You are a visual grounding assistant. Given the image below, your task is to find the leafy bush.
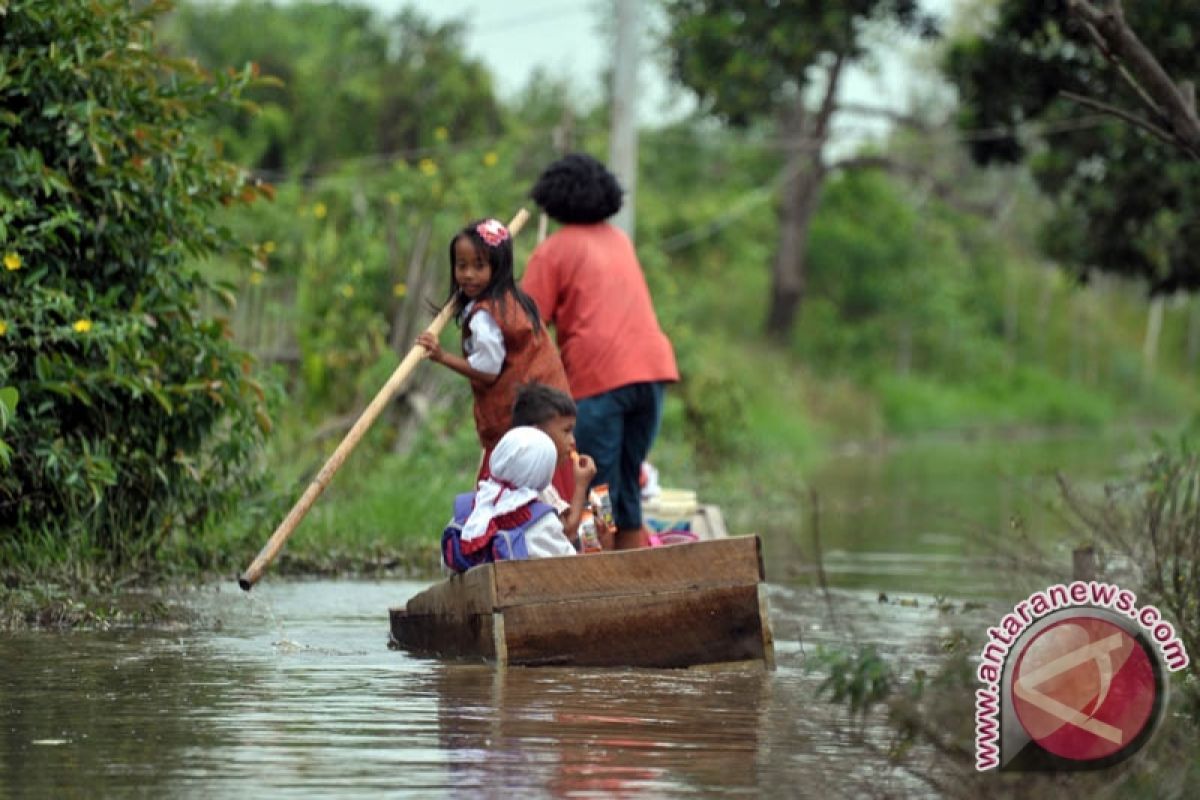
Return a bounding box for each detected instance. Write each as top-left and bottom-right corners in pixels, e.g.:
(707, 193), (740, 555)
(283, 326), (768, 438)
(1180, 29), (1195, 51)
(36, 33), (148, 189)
(0, 0), (270, 571)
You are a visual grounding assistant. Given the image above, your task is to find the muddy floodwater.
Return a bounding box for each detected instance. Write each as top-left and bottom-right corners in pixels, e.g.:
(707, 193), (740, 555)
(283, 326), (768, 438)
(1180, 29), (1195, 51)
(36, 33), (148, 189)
(0, 429), (1177, 797)
(2, 580), (956, 797)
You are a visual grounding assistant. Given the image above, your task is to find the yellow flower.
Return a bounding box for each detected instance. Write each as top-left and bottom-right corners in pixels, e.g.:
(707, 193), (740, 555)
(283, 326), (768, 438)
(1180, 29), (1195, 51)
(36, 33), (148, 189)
(392, 282), (407, 298)
(262, 240), (276, 254)
(482, 151), (499, 168)
(0, 321), (8, 336)
(73, 319), (93, 333)
(312, 202), (328, 219)
(418, 158), (438, 177)
(339, 284), (354, 299)
(248, 272), (264, 286)
(386, 191), (401, 207)
(4, 253), (21, 271)
(434, 126), (448, 142)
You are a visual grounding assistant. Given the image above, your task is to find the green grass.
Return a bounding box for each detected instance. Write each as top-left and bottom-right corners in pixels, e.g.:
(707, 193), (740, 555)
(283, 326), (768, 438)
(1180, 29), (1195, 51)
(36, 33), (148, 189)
(874, 367), (1116, 434)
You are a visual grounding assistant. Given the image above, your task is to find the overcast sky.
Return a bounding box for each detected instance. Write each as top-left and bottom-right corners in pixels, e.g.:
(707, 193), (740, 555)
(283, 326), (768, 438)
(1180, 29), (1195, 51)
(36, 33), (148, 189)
(360, 0), (960, 138)
(365, 0), (676, 118)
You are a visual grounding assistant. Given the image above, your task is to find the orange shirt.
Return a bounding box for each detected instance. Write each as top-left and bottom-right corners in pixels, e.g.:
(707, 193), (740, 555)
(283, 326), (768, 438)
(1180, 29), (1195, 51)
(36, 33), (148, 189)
(522, 224), (678, 400)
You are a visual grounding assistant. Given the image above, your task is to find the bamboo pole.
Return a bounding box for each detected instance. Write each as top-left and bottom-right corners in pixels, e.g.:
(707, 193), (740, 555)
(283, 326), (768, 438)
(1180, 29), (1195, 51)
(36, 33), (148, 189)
(238, 208), (531, 591)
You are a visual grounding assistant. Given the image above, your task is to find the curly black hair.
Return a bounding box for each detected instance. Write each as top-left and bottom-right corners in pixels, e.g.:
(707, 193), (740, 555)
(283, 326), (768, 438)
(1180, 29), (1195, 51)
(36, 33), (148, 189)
(530, 153), (623, 224)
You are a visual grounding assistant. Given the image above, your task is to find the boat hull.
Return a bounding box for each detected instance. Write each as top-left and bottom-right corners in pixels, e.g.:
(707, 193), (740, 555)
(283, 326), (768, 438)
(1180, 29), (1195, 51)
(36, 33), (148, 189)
(389, 535), (774, 669)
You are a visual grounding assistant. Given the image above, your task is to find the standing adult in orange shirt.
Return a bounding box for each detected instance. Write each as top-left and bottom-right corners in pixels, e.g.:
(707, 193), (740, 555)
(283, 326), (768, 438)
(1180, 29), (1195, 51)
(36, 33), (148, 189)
(521, 154), (679, 550)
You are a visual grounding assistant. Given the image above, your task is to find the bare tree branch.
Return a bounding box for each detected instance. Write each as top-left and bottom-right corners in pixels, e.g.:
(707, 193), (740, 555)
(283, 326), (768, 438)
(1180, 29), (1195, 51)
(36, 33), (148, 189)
(813, 51), (847, 141)
(835, 102), (935, 133)
(830, 154), (894, 172)
(1059, 90), (1179, 146)
(829, 154), (999, 217)
(1074, 15), (1166, 119)
(1066, 0), (1200, 158)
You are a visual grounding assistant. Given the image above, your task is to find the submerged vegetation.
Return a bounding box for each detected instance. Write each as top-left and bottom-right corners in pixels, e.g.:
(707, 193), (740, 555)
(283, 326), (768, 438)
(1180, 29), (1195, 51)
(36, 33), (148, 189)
(802, 432), (1200, 794)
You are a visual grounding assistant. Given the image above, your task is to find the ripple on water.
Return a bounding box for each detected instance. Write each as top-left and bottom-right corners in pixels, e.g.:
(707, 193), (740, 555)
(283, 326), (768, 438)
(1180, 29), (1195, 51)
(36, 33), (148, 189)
(0, 579), (970, 797)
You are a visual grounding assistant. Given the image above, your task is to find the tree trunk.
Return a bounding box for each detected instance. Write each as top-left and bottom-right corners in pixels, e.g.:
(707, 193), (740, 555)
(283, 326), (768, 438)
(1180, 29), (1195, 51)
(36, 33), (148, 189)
(388, 215), (433, 354)
(1186, 294), (1200, 369)
(1142, 295), (1165, 380)
(766, 125), (825, 341)
(894, 320), (913, 375)
(1003, 262), (1020, 372)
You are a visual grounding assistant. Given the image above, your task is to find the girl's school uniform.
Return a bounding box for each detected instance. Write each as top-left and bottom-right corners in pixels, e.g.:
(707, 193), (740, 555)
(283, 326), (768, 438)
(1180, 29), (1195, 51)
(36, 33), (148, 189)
(463, 298), (570, 451)
(463, 297), (574, 495)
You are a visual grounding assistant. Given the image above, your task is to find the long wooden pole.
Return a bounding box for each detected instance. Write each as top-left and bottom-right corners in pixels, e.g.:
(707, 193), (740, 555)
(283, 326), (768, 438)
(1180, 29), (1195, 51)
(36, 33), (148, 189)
(238, 208), (531, 590)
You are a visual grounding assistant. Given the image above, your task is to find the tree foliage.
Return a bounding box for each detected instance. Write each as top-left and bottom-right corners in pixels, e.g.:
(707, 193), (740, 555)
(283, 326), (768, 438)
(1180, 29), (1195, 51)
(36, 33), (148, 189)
(944, 1), (1200, 293)
(664, 0), (937, 126)
(160, 1), (503, 175)
(0, 0), (270, 568)
(661, 0), (939, 338)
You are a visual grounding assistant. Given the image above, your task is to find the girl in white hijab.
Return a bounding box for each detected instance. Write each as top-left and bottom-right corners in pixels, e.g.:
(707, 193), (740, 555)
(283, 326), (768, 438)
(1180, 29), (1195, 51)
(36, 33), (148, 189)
(460, 426), (576, 560)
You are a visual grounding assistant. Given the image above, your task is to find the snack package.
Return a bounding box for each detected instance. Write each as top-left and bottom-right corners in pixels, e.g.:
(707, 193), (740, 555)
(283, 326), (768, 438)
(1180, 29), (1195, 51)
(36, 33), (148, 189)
(589, 484), (614, 530)
(578, 509), (602, 554)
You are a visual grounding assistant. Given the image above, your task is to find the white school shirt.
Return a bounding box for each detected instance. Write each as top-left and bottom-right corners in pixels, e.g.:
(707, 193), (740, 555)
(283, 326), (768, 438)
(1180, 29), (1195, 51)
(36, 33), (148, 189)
(538, 484), (571, 516)
(523, 513), (577, 558)
(463, 301), (505, 376)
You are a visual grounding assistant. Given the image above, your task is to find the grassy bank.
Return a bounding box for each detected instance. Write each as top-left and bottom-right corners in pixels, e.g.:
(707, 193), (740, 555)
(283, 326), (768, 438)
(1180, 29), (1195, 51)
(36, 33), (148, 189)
(191, 328), (1193, 586)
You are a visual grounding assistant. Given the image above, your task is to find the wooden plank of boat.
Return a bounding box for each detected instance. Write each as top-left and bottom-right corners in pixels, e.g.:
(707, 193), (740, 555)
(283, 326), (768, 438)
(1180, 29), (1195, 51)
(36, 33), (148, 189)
(389, 535), (774, 669)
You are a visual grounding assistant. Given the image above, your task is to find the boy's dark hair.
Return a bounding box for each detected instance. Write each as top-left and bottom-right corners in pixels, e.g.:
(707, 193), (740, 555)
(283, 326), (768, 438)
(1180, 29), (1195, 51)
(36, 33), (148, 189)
(446, 218), (542, 332)
(512, 382), (577, 427)
(530, 153), (623, 224)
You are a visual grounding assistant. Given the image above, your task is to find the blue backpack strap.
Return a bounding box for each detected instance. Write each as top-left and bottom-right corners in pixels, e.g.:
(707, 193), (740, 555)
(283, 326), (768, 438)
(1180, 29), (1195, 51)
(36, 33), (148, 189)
(526, 501), (556, 524)
(442, 491), (487, 573)
(491, 502), (557, 562)
(452, 492), (476, 523)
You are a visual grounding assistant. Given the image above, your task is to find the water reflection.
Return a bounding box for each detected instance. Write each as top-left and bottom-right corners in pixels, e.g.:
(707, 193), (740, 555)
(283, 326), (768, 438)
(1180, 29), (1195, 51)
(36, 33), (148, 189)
(2, 430), (1175, 796)
(0, 580), (953, 797)
(426, 663), (769, 797)
(760, 429), (1152, 597)
(0, 628), (247, 797)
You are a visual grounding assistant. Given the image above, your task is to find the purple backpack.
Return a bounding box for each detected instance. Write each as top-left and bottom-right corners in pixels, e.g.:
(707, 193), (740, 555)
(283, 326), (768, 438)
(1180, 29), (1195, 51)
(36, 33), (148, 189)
(441, 492), (556, 573)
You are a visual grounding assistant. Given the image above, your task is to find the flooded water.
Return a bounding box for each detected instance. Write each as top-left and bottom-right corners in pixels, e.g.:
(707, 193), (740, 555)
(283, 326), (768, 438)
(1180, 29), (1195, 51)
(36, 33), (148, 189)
(0, 429), (1179, 797)
(0, 580), (956, 797)
(758, 427), (1154, 598)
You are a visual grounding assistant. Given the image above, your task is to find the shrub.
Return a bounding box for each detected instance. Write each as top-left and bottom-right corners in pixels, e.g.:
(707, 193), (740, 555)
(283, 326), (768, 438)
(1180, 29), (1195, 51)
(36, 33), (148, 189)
(1059, 431), (1200, 690)
(0, 0), (270, 571)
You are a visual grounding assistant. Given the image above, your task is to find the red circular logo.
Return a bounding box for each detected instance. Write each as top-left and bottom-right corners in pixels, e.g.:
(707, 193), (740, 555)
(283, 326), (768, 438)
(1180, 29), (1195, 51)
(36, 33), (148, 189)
(1012, 617), (1157, 761)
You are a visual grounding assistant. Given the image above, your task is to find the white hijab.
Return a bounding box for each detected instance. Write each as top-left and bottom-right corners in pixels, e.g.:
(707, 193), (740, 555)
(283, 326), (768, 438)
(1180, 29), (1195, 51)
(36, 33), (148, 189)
(461, 426), (558, 544)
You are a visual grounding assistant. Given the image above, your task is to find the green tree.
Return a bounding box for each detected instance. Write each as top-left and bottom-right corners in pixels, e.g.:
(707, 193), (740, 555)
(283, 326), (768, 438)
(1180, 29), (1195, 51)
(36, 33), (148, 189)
(160, 1), (503, 175)
(944, 0), (1200, 293)
(661, 0), (939, 339)
(0, 0), (269, 570)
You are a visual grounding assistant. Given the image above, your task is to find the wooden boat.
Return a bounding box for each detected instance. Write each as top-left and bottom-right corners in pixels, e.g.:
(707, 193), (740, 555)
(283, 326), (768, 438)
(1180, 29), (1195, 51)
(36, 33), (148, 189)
(388, 497), (775, 669)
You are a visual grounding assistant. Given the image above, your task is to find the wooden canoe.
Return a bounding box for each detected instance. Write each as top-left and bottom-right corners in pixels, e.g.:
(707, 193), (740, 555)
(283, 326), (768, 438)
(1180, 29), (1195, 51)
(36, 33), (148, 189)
(388, 515), (775, 669)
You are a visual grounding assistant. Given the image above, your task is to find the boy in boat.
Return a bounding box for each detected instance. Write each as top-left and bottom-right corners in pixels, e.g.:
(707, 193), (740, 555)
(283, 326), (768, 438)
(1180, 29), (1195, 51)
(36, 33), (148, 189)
(442, 426), (576, 573)
(511, 382), (612, 549)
